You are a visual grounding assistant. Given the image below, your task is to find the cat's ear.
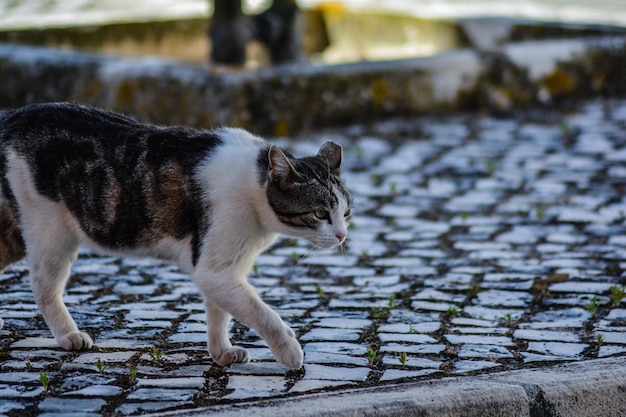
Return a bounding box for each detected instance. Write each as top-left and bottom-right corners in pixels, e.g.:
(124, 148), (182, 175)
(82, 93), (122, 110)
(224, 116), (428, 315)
(318, 141), (343, 174)
(269, 145), (298, 183)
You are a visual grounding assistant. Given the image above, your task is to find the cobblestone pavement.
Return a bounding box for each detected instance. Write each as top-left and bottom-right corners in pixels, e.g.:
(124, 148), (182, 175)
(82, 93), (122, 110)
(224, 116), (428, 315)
(2, 98), (626, 416)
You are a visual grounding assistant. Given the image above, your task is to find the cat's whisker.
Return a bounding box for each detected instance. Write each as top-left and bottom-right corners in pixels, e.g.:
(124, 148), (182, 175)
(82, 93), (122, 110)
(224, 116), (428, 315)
(339, 241), (347, 256)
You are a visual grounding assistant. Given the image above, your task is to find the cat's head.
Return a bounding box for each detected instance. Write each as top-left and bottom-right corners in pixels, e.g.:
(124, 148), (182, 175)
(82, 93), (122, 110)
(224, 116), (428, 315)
(265, 142), (352, 249)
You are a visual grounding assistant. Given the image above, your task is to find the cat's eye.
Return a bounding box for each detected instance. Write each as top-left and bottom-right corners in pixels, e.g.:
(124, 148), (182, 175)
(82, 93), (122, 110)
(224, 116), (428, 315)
(313, 209), (328, 220)
(344, 209), (352, 218)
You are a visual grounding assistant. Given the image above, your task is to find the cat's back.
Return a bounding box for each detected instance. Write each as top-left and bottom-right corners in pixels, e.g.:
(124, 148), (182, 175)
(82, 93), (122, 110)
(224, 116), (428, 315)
(0, 103), (229, 169)
(0, 102), (140, 142)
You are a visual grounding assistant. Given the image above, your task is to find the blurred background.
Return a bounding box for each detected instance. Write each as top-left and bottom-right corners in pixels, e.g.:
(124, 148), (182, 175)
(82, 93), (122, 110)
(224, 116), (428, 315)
(0, 0), (624, 66)
(1, 0), (624, 134)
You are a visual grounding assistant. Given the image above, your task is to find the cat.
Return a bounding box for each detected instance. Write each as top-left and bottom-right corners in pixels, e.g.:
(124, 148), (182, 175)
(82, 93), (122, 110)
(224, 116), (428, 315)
(0, 102), (352, 369)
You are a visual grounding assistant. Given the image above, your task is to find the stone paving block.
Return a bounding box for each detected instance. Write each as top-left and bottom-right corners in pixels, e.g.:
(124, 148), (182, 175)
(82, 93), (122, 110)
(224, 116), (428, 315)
(513, 329), (580, 342)
(304, 351), (369, 366)
(61, 384), (123, 397)
(379, 368), (442, 381)
(454, 360), (502, 373)
(126, 388), (198, 401)
(223, 375), (286, 400)
(38, 398), (107, 413)
(289, 379), (353, 393)
(0, 401), (27, 414)
(116, 401), (194, 415)
(302, 364), (370, 382)
(0, 384), (45, 398)
(72, 351), (136, 364)
(458, 344), (514, 359)
(380, 343), (446, 355)
(446, 335), (514, 346)
(525, 342), (587, 358)
(379, 333), (438, 344)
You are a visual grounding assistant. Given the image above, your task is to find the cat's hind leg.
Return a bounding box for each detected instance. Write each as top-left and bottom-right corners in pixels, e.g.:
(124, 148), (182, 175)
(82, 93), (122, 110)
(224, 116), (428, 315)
(0, 202), (26, 331)
(0, 203), (26, 273)
(18, 199), (92, 350)
(204, 298), (249, 366)
(28, 241), (92, 350)
(4, 153), (91, 349)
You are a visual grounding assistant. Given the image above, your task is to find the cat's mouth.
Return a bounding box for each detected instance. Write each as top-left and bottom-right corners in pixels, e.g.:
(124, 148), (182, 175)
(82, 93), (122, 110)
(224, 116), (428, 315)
(308, 235), (347, 250)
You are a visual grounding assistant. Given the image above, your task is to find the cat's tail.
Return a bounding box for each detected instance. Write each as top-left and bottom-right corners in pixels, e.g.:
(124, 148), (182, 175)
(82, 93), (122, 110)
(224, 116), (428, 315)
(0, 202), (26, 272)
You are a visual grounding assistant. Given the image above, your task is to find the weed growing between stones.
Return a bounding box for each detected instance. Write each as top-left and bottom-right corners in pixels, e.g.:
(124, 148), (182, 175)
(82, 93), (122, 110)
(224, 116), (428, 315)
(596, 334), (604, 347)
(498, 313), (518, 328)
(609, 286), (625, 305)
(150, 347), (165, 366)
(398, 352), (408, 368)
(586, 296), (601, 316)
(446, 305), (459, 318)
(96, 358), (105, 374)
(366, 347), (378, 366)
(39, 371), (49, 394)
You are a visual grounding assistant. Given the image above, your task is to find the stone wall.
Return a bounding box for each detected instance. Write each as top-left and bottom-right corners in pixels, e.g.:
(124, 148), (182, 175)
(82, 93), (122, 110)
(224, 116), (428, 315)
(1, 36), (625, 134)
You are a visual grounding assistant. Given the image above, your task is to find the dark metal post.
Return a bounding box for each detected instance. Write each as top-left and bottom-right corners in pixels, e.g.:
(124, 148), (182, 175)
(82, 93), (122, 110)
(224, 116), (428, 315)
(209, 0), (301, 65)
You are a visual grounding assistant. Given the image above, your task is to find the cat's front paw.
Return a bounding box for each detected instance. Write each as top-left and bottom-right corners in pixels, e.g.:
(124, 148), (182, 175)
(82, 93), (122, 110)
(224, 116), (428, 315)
(272, 329), (304, 370)
(212, 347), (250, 367)
(57, 331), (93, 350)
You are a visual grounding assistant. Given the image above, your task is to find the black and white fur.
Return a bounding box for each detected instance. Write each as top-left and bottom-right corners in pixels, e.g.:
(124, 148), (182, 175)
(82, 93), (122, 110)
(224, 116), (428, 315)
(0, 102), (352, 369)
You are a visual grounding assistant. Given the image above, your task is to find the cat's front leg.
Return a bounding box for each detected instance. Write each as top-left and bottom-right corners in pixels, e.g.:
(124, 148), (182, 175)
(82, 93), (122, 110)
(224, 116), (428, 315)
(204, 299), (249, 366)
(194, 273), (303, 369)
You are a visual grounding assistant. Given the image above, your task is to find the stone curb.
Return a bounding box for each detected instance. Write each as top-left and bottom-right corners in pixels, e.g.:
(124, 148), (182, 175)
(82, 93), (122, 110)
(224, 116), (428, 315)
(152, 357), (626, 417)
(1, 35), (626, 135)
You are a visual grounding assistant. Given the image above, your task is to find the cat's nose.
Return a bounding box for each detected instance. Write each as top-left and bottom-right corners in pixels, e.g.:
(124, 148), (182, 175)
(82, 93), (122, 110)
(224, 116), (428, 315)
(336, 232), (346, 243)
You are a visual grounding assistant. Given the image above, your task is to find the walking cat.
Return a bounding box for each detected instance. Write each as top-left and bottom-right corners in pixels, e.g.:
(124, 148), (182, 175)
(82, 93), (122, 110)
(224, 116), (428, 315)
(0, 102), (352, 369)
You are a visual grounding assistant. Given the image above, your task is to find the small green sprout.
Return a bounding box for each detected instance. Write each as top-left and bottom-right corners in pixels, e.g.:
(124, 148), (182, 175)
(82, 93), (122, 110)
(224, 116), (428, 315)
(370, 174), (383, 187)
(150, 347), (165, 366)
(373, 307), (390, 320)
(408, 323), (419, 334)
(536, 208), (545, 221)
(315, 284), (325, 297)
(373, 295), (397, 319)
(366, 347), (378, 365)
(398, 352), (408, 367)
(596, 334), (604, 346)
(129, 368), (138, 384)
(484, 158), (496, 173)
(609, 286), (626, 306)
(96, 358), (105, 374)
(25, 360), (33, 371)
(460, 212), (469, 223)
(389, 181), (398, 195)
(446, 305), (459, 317)
(586, 296), (600, 316)
(252, 263), (259, 275)
(498, 312), (518, 328)
(466, 284), (479, 297)
(40, 371), (49, 394)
